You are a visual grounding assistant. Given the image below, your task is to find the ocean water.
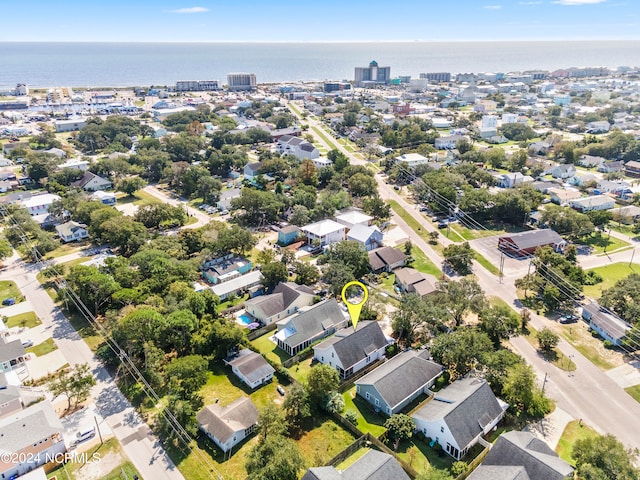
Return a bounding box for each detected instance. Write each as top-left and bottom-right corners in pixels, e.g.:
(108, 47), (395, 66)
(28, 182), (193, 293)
(1, 41), (639, 89)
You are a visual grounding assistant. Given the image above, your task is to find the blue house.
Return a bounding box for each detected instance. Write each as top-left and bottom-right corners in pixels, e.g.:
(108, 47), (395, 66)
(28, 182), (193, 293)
(202, 255), (253, 284)
(91, 190), (117, 206)
(278, 226), (300, 246)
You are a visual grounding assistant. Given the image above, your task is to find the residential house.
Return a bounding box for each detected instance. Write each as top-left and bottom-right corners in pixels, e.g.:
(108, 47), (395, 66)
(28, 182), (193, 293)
(58, 159), (89, 171)
(301, 449), (410, 480)
(550, 164), (576, 179)
(270, 127), (301, 141)
(394, 153), (430, 168)
(0, 374), (24, 418)
(243, 282), (315, 325)
(72, 171), (112, 191)
(55, 221), (89, 243)
(210, 271), (263, 301)
(581, 303), (631, 346)
(224, 349), (275, 389)
(312, 157), (332, 169)
(597, 180), (633, 199)
(532, 181), (560, 194)
(54, 118), (87, 132)
(20, 193), (61, 216)
(568, 173), (597, 187)
(276, 134), (319, 160)
(217, 188), (242, 211)
(569, 195), (615, 213)
(355, 349), (443, 416)
(277, 225), (300, 246)
(0, 338), (27, 373)
(300, 220), (346, 247)
(0, 402), (66, 480)
(335, 210), (374, 230)
(498, 229), (565, 257)
(612, 205), (640, 224)
(548, 188), (582, 205)
(624, 160), (640, 177)
(394, 268), (439, 297)
(368, 246), (407, 273)
(347, 224), (383, 251)
(313, 321), (390, 379)
(497, 173), (534, 189)
(274, 299), (349, 356)
(202, 255), (252, 284)
(585, 120), (611, 133)
(469, 431), (574, 480)
(243, 162), (262, 181)
(435, 135), (466, 150)
(598, 161), (624, 173)
(196, 397), (259, 453)
(578, 155), (606, 168)
(412, 378), (508, 460)
(91, 190), (116, 205)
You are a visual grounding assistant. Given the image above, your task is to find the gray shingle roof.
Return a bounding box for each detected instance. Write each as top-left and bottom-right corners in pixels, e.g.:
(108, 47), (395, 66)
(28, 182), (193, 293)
(412, 378), (505, 449)
(355, 349), (443, 410)
(301, 449), (410, 480)
(279, 299), (346, 349)
(226, 349), (275, 385)
(0, 338), (26, 363)
(314, 321), (388, 369)
(369, 246), (406, 268)
(481, 431), (574, 480)
(0, 401), (63, 452)
(467, 465), (531, 480)
(196, 397), (258, 444)
(499, 229), (563, 251)
(245, 282), (313, 318)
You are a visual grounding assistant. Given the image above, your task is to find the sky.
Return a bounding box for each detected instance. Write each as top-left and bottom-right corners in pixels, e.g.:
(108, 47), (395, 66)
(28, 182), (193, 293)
(2, 0), (638, 42)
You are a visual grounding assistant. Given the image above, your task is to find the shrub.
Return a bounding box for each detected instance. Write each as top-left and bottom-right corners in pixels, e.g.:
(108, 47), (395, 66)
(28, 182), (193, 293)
(344, 410), (358, 425)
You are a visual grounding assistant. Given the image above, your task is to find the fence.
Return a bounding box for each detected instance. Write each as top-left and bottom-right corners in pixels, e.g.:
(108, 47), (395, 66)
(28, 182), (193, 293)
(455, 444), (491, 480)
(246, 322), (276, 341)
(282, 348), (314, 368)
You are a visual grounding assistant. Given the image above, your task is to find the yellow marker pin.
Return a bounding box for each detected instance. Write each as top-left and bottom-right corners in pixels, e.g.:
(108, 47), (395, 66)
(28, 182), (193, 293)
(341, 281), (368, 331)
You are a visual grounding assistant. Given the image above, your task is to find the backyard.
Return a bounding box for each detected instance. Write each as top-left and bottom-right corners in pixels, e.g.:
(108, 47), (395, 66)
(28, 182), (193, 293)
(583, 262), (637, 299)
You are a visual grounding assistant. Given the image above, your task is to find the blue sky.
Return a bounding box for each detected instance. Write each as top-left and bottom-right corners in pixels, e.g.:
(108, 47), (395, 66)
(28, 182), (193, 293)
(3, 0), (638, 42)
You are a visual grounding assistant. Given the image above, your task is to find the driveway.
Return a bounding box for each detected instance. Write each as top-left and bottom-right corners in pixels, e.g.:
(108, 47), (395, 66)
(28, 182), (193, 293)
(469, 235), (529, 277)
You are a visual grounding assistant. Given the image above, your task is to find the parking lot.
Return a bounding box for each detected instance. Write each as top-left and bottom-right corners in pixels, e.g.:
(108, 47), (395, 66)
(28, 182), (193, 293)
(470, 235), (530, 277)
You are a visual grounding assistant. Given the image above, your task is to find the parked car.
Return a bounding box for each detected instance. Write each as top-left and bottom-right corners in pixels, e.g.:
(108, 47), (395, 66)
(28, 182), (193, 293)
(277, 386), (285, 396)
(2, 298), (15, 306)
(559, 314), (578, 324)
(437, 220), (449, 229)
(71, 427), (96, 446)
(21, 339), (34, 348)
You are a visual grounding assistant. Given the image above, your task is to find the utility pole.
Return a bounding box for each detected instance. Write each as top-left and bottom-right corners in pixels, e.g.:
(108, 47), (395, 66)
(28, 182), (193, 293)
(542, 372), (549, 393)
(499, 253), (505, 284)
(94, 415), (104, 445)
(630, 248), (636, 267)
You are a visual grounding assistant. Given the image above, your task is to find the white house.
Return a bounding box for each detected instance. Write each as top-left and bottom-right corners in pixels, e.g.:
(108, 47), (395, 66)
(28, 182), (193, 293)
(335, 210), (373, 230)
(224, 349), (275, 389)
(276, 135), (319, 160)
(54, 118), (87, 132)
(347, 224), (383, 251)
(20, 193), (61, 216)
(196, 397), (258, 453)
(501, 113), (518, 124)
(55, 221), (88, 243)
(72, 171), (112, 191)
(550, 164), (576, 179)
(300, 219), (346, 247)
(412, 378), (508, 460)
(58, 159), (89, 171)
(313, 321), (391, 379)
(91, 190), (116, 205)
(210, 271), (263, 301)
(582, 303), (631, 347)
(497, 173), (534, 189)
(435, 135), (466, 150)
(481, 115), (498, 129)
(394, 152), (429, 168)
(548, 188), (582, 205)
(569, 195), (615, 213)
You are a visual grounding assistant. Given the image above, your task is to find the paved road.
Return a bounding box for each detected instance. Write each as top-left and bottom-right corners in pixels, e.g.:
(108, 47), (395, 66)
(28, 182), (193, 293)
(0, 253), (185, 480)
(291, 101), (640, 451)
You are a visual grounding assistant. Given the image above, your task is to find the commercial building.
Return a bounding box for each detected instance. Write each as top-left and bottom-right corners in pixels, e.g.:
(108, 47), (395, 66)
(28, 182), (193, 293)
(420, 72), (451, 83)
(227, 73), (257, 91)
(175, 80), (219, 91)
(354, 61), (390, 87)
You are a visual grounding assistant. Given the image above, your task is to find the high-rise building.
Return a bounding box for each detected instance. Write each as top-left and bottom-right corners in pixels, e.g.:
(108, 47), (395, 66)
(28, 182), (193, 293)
(354, 60), (390, 87)
(227, 73), (257, 91)
(419, 72), (451, 83)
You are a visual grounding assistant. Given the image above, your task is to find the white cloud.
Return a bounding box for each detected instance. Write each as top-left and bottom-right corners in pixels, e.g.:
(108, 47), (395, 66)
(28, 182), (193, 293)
(483, 5), (503, 9)
(169, 6), (209, 13)
(553, 0), (607, 5)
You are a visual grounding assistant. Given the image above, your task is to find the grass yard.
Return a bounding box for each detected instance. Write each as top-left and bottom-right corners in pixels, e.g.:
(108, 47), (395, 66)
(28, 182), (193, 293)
(555, 420), (599, 465)
(4, 311), (41, 328)
(523, 327), (576, 372)
(297, 416), (358, 468)
(251, 333), (290, 365)
(43, 241), (90, 260)
(625, 384), (640, 404)
(311, 126), (339, 150)
(115, 189), (159, 207)
(342, 387), (387, 437)
(579, 233), (630, 255)
(396, 437), (454, 472)
(583, 262), (638, 299)
(474, 251), (501, 276)
(0, 280), (24, 304)
(410, 247), (441, 277)
(557, 322), (620, 371)
(26, 337), (58, 357)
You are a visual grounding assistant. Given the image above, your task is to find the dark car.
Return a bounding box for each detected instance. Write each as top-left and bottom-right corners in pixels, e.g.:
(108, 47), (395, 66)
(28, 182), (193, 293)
(437, 220), (449, 229)
(559, 314), (578, 324)
(2, 298), (15, 306)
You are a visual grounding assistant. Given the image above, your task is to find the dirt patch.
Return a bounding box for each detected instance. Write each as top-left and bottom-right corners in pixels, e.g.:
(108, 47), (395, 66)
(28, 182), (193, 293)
(552, 320), (625, 370)
(72, 450), (123, 480)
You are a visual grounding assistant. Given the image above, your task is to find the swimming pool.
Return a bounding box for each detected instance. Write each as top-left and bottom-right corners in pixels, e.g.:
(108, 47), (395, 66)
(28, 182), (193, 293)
(238, 314), (252, 325)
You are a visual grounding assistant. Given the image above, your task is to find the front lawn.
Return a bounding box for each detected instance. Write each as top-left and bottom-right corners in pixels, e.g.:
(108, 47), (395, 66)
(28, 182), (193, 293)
(0, 280), (24, 304)
(583, 262), (637, 299)
(555, 420), (599, 465)
(26, 338), (58, 357)
(4, 311), (41, 328)
(625, 384), (640, 404)
(409, 247), (441, 277)
(523, 327), (576, 372)
(342, 387), (387, 437)
(579, 233), (630, 255)
(557, 322), (619, 371)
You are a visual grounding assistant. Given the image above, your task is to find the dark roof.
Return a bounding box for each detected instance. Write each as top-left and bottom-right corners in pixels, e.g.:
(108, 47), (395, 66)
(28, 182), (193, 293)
(369, 247), (406, 269)
(412, 378), (505, 449)
(244, 282), (313, 318)
(301, 449), (410, 480)
(225, 349), (275, 385)
(196, 397), (258, 444)
(467, 465), (531, 480)
(355, 349), (443, 410)
(279, 134), (305, 146)
(481, 431), (574, 480)
(245, 162), (262, 172)
(300, 143), (316, 152)
(314, 321), (388, 369)
(72, 171), (110, 189)
(499, 229), (563, 251)
(279, 299), (346, 349)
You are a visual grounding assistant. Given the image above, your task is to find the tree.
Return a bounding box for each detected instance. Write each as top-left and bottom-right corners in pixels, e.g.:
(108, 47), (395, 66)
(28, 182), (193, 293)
(289, 205), (311, 226)
(502, 363), (552, 418)
(536, 328), (560, 352)
(66, 265), (120, 315)
(27, 157), (51, 184)
(283, 383), (311, 432)
(430, 329), (493, 379)
(500, 123), (536, 141)
(480, 349), (524, 394)
(164, 354), (208, 398)
(321, 241), (370, 279)
(257, 404), (287, 441)
(600, 273), (640, 324)
(384, 414), (415, 448)
(100, 216), (148, 256)
(436, 278), (486, 327)
(478, 304), (521, 347)
(261, 261), (288, 291)
(245, 434), (305, 480)
(0, 238), (13, 263)
(298, 159), (319, 186)
(294, 261), (320, 286)
(48, 363), (96, 411)
(117, 176), (147, 196)
(442, 242), (474, 275)
(392, 294), (447, 347)
(573, 434), (640, 480)
(306, 364), (340, 404)
(347, 173), (377, 197)
(320, 390), (345, 414)
(362, 196), (391, 222)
